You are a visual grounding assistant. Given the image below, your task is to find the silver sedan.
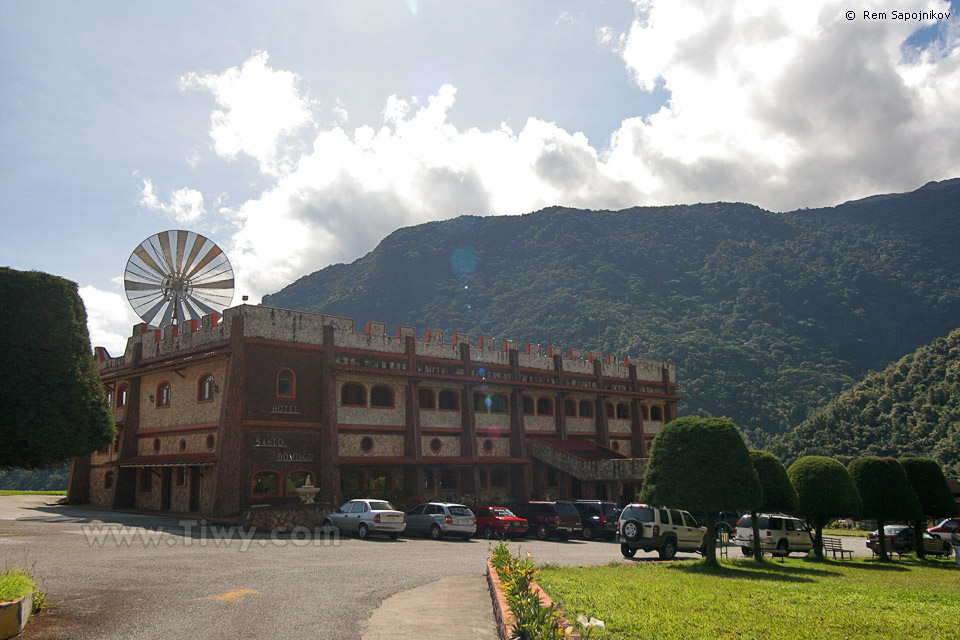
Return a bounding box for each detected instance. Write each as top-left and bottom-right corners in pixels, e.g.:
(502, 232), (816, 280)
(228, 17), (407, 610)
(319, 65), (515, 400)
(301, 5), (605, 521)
(323, 499), (406, 540)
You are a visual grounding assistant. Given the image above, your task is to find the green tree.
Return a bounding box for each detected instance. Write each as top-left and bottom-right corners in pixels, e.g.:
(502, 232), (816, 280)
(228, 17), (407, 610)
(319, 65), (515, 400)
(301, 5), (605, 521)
(787, 456), (862, 559)
(639, 416), (762, 566)
(746, 450), (799, 560)
(847, 456), (922, 561)
(899, 457), (959, 559)
(0, 268), (114, 469)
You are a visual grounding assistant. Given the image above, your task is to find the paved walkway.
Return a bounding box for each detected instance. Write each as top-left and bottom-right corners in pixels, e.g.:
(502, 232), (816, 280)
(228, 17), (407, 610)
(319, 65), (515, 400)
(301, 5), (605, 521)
(362, 574), (497, 640)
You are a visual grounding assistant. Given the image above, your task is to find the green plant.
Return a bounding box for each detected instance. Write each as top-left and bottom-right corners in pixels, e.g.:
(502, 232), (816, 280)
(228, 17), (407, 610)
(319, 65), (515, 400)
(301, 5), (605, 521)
(0, 568), (36, 602)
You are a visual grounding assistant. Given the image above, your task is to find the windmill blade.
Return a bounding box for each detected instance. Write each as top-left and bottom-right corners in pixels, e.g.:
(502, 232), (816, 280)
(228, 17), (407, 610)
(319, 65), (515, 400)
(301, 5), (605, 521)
(124, 231), (235, 329)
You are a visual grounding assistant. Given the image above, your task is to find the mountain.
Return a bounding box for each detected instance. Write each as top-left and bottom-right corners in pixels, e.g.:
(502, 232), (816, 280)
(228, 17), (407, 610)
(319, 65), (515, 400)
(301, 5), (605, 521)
(772, 328), (960, 478)
(262, 179), (960, 445)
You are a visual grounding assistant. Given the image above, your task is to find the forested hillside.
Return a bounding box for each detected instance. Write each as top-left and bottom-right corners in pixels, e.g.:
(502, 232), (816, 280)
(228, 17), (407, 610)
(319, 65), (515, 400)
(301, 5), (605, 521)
(773, 328), (960, 477)
(263, 179), (960, 446)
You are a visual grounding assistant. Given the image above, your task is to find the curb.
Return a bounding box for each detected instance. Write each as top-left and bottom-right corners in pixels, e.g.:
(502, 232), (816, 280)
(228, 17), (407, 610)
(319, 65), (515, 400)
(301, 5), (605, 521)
(485, 560), (581, 640)
(0, 593), (33, 640)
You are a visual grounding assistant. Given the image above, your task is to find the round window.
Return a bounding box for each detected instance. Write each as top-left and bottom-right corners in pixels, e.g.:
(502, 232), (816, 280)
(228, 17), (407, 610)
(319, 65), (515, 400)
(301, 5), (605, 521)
(179, 439), (187, 452)
(153, 438), (160, 452)
(611, 440), (620, 452)
(430, 438), (443, 453)
(483, 438), (494, 453)
(206, 435), (215, 450)
(360, 436), (374, 452)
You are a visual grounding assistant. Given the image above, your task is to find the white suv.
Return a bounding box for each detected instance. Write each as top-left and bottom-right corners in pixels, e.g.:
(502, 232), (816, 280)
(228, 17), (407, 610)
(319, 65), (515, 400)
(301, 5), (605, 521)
(734, 514), (813, 556)
(617, 504), (706, 560)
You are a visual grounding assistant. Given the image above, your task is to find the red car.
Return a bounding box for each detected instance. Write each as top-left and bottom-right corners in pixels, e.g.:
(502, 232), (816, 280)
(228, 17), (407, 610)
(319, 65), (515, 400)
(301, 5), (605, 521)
(927, 518), (960, 542)
(473, 506), (529, 539)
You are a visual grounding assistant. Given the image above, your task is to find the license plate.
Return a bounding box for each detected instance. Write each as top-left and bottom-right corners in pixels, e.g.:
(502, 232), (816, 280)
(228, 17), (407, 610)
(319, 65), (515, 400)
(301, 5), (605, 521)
(381, 515), (401, 523)
(455, 518), (472, 526)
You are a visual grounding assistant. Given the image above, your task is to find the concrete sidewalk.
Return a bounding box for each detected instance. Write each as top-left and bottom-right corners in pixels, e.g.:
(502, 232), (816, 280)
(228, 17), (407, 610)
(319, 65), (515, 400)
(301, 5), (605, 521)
(362, 574), (497, 639)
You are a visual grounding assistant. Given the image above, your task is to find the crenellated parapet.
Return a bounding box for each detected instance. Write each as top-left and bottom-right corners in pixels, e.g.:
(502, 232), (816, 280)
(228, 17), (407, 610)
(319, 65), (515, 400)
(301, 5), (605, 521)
(94, 304), (674, 384)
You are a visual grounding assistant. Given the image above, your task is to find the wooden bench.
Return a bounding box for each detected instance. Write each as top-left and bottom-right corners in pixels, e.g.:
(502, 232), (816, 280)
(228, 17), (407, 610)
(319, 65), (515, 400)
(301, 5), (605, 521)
(822, 535), (853, 560)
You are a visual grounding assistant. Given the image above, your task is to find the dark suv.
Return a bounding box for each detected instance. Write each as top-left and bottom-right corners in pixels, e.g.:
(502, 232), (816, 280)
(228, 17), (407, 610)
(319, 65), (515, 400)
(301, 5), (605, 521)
(511, 501), (583, 540)
(573, 500), (621, 540)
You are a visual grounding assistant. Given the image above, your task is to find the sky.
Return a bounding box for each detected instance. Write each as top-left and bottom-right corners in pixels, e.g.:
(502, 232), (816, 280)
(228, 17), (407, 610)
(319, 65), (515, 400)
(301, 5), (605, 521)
(1, 0), (958, 356)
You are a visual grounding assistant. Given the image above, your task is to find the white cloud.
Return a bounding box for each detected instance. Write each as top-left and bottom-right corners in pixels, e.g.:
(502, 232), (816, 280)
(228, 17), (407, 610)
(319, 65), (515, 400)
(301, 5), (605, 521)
(80, 281), (139, 356)
(180, 50), (314, 177)
(603, 0), (960, 209)
(188, 9), (959, 302)
(139, 178), (206, 224)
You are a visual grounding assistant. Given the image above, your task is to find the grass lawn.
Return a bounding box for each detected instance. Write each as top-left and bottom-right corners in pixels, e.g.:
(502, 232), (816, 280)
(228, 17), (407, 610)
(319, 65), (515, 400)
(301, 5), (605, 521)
(0, 490), (66, 496)
(0, 569), (36, 602)
(822, 527), (869, 538)
(536, 556), (959, 639)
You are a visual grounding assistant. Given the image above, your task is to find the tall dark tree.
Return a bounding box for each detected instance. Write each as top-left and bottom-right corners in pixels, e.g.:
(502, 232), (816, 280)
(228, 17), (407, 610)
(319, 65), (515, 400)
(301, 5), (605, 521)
(787, 456), (862, 558)
(847, 456), (922, 561)
(639, 416), (762, 565)
(746, 450), (799, 560)
(0, 268), (114, 469)
(899, 457), (959, 559)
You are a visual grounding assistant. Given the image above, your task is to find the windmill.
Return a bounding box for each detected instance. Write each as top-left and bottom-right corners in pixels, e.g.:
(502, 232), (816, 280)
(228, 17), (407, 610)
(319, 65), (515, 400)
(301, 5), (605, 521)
(123, 230), (235, 329)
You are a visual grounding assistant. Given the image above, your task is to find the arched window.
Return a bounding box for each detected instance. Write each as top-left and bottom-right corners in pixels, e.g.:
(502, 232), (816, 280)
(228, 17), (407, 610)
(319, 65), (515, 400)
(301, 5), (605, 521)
(286, 470), (315, 494)
(536, 397), (553, 416)
(156, 382), (171, 408)
(641, 405), (649, 420)
(564, 399), (577, 417)
(370, 385), (394, 408)
(650, 405), (663, 421)
(438, 390), (459, 411)
(105, 389), (114, 407)
(616, 403), (630, 419)
(198, 375), (215, 402)
(277, 369), (295, 398)
(578, 400), (593, 418)
(490, 394), (508, 414)
(418, 388), (435, 410)
(521, 396), (534, 415)
(605, 402), (614, 419)
(251, 471), (281, 497)
(116, 385), (128, 408)
(341, 383), (366, 406)
(104, 471), (114, 490)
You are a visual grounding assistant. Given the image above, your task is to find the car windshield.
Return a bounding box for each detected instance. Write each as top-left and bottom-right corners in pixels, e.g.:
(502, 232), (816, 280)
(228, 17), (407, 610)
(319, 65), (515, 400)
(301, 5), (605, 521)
(492, 508), (516, 517)
(369, 501), (394, 511)
(448, 506), (472, 516)
(557, 502), (579, 516)
(622, 506), (655, 522)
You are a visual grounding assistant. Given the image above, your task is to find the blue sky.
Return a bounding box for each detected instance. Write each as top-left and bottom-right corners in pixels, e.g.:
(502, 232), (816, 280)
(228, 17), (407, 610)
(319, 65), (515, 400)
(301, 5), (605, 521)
(1, 0), (958, 354)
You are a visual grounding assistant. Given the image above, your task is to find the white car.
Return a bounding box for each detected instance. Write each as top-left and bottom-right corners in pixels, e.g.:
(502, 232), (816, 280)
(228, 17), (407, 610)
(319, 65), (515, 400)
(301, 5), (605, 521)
(734, 514), (813, 556)
(323, 499), (406, 540)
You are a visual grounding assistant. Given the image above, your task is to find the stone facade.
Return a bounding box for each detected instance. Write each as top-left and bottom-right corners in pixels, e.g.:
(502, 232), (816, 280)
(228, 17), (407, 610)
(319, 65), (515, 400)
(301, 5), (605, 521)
(70, 305), (680, 521)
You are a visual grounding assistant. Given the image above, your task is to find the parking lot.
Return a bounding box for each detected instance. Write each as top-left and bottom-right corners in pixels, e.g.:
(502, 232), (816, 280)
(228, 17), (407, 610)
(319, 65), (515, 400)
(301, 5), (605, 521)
(0, 496), (872, 639)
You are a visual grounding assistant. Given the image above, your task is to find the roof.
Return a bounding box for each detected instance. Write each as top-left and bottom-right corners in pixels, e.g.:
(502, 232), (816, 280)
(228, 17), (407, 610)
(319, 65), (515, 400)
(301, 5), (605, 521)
(528, 435), (631, 461)
(117, 453), (217, 467)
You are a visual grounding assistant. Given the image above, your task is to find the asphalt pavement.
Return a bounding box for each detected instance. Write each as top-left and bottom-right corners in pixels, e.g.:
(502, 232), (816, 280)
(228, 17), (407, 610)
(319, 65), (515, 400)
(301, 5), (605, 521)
(0, 496), (876, 639)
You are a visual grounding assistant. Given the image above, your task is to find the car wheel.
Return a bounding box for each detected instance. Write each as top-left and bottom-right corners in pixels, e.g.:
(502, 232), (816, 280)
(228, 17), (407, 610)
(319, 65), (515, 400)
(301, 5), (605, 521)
(622, 519), (643, 542)
(902, 544), (913, 553)
(430, 524), (443, 540)
(536, 523), (550, 540)
(388, 532), (399, 540)
(483, 525), (497, 540)
(582, 526), (594, 541)
(621, 544), (637, 558)
(776, 540), (789, 556)
(358, 523), (370, 540)
(658, 537), (677, 561)
(741, 546), (754, 557)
